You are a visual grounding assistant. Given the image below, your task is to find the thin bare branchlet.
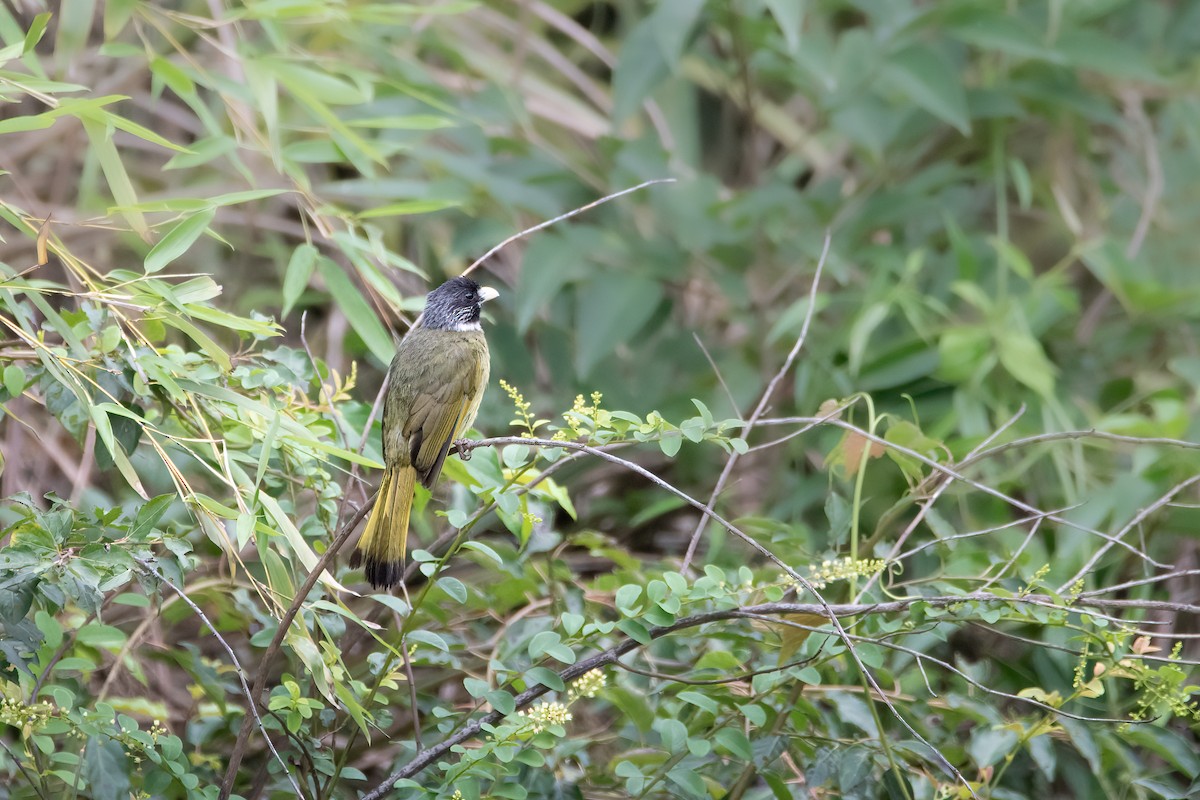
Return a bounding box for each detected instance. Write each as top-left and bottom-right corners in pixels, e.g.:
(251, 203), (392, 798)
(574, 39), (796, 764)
(681, 230), (832, 572)
(360, 588), (1183, 798)
(411, 178), (676, 329)
(134, 557), (305, 798)
(458, 434), (976, 795)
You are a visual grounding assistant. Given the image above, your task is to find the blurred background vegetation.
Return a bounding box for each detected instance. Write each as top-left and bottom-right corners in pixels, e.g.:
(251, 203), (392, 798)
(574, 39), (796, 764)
(0, 1), (1197, 798)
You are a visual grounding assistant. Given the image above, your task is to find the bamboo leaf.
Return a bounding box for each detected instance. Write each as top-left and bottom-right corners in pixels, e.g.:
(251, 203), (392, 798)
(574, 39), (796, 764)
(145, 209), (216, 273)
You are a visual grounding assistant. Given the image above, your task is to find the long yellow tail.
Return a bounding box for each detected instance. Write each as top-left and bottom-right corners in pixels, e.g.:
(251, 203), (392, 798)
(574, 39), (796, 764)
(351, 465), (416, 589)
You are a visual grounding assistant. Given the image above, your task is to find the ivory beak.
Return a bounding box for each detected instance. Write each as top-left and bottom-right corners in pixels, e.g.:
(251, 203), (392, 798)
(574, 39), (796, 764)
(479, 286), (499, 302)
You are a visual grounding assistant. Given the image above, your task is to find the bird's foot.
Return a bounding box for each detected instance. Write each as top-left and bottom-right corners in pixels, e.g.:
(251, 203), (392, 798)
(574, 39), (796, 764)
(453, 438), (474, 460)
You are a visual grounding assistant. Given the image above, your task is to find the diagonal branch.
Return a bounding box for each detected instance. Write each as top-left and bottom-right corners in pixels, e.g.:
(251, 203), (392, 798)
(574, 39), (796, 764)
(135, 557), (306, 798)
(217, 503), (370, 799)
(459, 433), (975, 794)
(359, 590), (1170, 798)
(681, 230), (830, 571)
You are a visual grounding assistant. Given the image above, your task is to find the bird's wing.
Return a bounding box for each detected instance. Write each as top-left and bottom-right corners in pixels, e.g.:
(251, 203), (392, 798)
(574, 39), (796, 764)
(402, 343), (484, 488)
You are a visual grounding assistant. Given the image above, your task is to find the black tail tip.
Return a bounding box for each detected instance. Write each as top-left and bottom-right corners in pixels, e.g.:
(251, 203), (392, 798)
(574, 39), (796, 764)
(358, 556), (404, 590)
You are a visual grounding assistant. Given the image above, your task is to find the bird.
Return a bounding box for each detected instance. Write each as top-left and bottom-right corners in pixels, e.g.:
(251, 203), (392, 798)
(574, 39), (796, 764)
(351, 276), (497, 589)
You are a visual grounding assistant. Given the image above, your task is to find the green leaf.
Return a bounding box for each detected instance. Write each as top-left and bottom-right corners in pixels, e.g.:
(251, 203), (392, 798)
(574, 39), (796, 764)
(528, 630), (561, 660)
(150, 56), (196, 98)
(406, 630), (448, 652)
(23, 13), (52, 54)
(1055, 30), (1162, 81)
(616, 618), (652, 644)
(356, 199), (461, 219)
(649, 0), (705, 67)
(765, 0), (804, 52)
(658, 718), (687, 751)
(144, 209), (216, 273)
(459, 540), (504, 566)
(129, 495), (173, 539)
(3, 364), (25, 397)
(677, 690), (719, 714)
(316, 256), (395, 365)
(80, 114), (147, 237)
(739, 702), (767, 727)
(55, 0), (97, 65)
(612, 18), (671, 124)
(370, 594), (410, 617)
(667, 764), (707, 798)
(486, 689), (515, 715)
(949, 13), (1057, 62)
(438, 576), (468, 603)
(714, 727), (753, 760)
(575, 275), (663, 377)
(560, 612), (584, 636)
(883, 45), (970, 134)
(524, 666), (564, 691)
(84, 736), (130, 800)
(615, 584), (642, 614)
(997, 330), (1056, 398)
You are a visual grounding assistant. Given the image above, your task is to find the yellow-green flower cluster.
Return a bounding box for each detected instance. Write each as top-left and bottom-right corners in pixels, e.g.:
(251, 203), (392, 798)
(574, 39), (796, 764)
(1065, 578), (1085, 605)
(0, 697), (54, 729)
(802, 557), (887, 590)
(568, 669), (606, 700)
(500, 379), (537, 434)
(1072, 642), (1091, 690)
(1019, 563), (1051, 596)
(554, 391), (604, 441)
(516, 700), (572, 733)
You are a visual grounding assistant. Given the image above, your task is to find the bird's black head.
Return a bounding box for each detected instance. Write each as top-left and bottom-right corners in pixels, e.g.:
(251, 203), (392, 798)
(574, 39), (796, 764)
(422, 276), (498, 331)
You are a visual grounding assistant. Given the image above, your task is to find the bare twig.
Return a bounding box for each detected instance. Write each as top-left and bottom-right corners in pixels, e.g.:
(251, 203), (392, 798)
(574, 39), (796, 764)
(218, 502), (370, 800)
(757, 417), (1171, 570)
(692, 332), (739, 416)
(1058, 474), (1200, 592)
(135, 557), (305, 798)
(960, 428), (1200, 470)
(858, 405), (1027, 598)
(400, 637), (422, 751)
(461, 433), (976, 795)
(0, 737), (50, 800)
(681, 230), (830, 571)
(359, 590), (1167, 797)
(462, 179), (675, 278)
(1079, 569), (1200, 597)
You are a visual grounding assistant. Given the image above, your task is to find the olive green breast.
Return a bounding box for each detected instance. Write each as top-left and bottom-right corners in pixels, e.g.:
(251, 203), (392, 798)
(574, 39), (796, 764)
(382, 327), (490, 468)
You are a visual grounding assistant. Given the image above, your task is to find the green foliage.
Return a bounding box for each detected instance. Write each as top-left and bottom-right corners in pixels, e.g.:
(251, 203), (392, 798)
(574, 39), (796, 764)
(1, 1), (1198, 799)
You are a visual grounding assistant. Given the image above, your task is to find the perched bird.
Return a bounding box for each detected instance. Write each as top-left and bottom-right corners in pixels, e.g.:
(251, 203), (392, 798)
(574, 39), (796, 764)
(351, 276), (497, 589)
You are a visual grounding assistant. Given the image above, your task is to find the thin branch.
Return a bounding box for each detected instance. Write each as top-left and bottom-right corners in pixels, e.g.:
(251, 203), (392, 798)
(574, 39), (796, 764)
(744, 613), (1135, 724)
(681, 230), (830, 571)
(1079, 569), (1200, 597)
(1058, 474), (1200, 592)
(0, 738), (50, 800)
(359, 590), (1168, 797)
(959, 428), (1200, 470)
(462, 178), (674, 278)
(460, 434), (975, 795)
(614, 652), (820, 686)
(891, 505), (1070, 564)
(692, 332), (740, 416)
(757, 417), (1170, 570)
(858, 405), (1026, 598)
(217, 502), (370, 800)
(400, 641), (422, 751)
(134, 557), (305, 798)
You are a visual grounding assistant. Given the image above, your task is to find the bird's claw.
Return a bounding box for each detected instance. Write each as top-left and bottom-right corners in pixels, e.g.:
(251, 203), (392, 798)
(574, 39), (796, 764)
(453, 438), (473, 460)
